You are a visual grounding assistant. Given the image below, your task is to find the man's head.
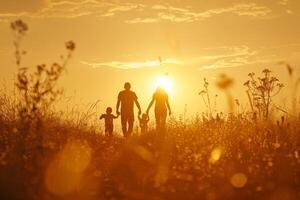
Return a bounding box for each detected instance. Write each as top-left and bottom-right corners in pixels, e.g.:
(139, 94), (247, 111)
(124, 82), (131, 90)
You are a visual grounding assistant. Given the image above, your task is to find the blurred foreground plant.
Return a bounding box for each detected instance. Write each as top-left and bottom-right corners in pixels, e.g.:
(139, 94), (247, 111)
(279, 62), (300, 115)
(11, 19), (75, 124)
(216, 73), (234, 113)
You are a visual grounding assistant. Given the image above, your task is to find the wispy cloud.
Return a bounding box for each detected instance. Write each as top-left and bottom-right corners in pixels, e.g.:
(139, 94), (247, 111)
(126, 3), (272, 24)
(0, 1), (274, 23)
(81, 58), (181, 69)
(194, 45), (300, 71)
(80, 44), (300, 71)
(191, 46), (256, 70)
(126, 17), (158, 24)
(278, 0), (289, 6)
(0, 0), (140, 21)
(0, 0), (49, 13)
(102, 3), (145, 17)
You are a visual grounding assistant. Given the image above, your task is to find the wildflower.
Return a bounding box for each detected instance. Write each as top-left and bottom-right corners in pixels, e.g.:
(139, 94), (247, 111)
(243, 80), (250, 87)
(248, 72), (255, 77)
(11, 19), (28, 34)
(204, 78), (209, 88)
(277, 83), (284, 88)
(262, 68), (271, 74)
(270, 77), (279, 82)
(65, 41), (76, 51)
(216, 74), (234, 90)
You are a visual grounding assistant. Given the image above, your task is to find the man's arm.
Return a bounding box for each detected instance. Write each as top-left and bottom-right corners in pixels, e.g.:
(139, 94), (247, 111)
(133, 92), (142, 115)
(134, 99), (142, 115)
(116, 93), (121, 115)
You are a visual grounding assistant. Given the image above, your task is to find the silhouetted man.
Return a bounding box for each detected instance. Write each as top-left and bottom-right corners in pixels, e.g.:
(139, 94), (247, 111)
(117, 82), (142, 137)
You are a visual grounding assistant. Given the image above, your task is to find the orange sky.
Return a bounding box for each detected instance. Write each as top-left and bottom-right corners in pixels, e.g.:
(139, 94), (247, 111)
(0, 0), (300, 119)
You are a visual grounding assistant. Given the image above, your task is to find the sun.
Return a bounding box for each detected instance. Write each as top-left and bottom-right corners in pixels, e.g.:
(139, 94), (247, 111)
(154, 75), (174, 94)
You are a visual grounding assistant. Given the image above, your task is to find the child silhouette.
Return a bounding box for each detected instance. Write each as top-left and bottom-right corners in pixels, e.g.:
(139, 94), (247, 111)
(100, 107), (119, 136)
(138, 113), (150, 134)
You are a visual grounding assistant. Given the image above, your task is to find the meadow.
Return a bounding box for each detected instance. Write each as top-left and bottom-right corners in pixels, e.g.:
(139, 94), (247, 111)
(0, 20), (300, 200)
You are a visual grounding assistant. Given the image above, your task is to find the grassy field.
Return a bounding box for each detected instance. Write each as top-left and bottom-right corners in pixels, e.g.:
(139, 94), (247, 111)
(0, 106), (300, 200)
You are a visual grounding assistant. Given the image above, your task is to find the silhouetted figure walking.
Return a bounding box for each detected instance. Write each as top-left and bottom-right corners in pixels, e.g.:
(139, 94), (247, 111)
(138, 113), (150, 134)
(100, 107), (119, 136)
(117, 82), (142, 137)
(147, 87), (171, 132)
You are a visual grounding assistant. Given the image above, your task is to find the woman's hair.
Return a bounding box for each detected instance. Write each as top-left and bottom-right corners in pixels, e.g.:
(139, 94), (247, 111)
(156, 86), (166, 93)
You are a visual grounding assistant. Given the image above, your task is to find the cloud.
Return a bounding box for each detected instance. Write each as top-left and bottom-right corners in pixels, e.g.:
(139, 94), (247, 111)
(125, 3), (272, 24)
(126, 17), (158, 24)
(0, 1), (273, 23)
(81, 44), (300, 71)
(195, 45), (300, 71)
(278, 0), (289, 6)
(191, 46), (256, 70)
(0, 0), (140, 21)
(79, 46), (255, 70)
(81, 58), (181, 69)
(0, 0), (49, 13)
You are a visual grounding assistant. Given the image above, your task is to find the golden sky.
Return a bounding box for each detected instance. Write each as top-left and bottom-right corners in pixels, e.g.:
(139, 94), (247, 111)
(0, 0), (300, 116)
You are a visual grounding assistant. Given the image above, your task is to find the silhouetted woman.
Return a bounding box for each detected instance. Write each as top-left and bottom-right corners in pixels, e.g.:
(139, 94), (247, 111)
(146, 87), (171, 132)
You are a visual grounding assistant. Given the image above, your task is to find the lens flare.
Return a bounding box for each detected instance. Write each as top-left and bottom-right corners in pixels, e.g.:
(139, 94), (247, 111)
(230, 173), (248, 188)
(209, 148), (222, 164)
(45, 140), (91, 196)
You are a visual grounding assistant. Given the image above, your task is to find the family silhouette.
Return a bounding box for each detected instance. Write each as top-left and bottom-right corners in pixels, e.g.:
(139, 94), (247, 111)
(100, 82), (172, 137)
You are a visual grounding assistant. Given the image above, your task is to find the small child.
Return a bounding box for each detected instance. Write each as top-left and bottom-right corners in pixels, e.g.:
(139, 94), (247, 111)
(138, 113), (149, 134)
(100, 107), (119, 136)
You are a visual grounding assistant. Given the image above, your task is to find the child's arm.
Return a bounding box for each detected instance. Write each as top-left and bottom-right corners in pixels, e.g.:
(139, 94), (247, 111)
(138, 115), (142, 121)
(99, 114), (104, 120)
(113, 114), (119, 119)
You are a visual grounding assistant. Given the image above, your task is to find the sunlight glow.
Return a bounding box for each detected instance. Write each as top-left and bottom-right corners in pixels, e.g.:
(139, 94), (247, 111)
(154, 75), (174, 94)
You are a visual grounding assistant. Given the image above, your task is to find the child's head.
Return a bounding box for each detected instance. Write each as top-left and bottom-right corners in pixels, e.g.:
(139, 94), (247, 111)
(106, 107), (113, 114)
(142, 113), (148, 120)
